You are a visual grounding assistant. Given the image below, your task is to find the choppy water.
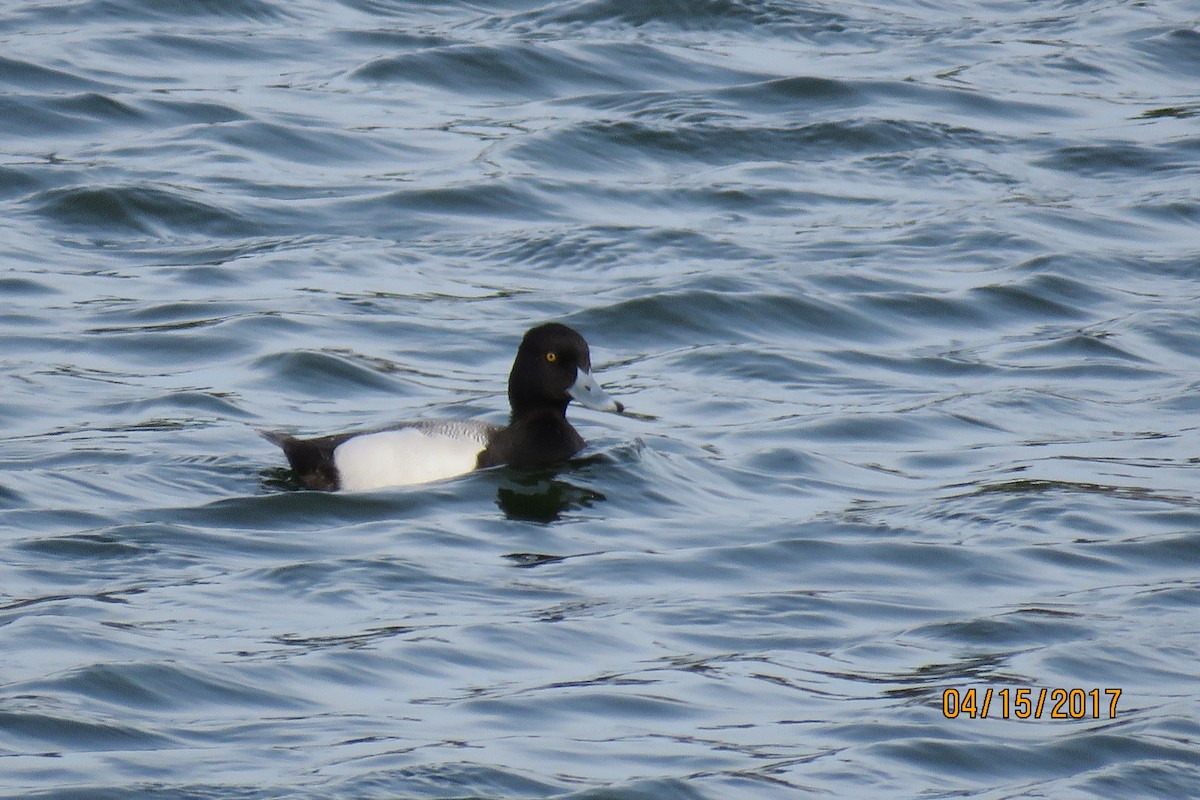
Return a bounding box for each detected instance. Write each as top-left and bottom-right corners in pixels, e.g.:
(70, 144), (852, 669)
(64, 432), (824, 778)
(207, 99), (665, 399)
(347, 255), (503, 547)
(2, 1), (1200, 797)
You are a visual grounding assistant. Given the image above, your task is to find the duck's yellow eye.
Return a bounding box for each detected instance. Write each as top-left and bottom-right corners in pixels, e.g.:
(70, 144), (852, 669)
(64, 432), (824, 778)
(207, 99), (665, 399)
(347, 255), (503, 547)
(546, 352), (557, 363)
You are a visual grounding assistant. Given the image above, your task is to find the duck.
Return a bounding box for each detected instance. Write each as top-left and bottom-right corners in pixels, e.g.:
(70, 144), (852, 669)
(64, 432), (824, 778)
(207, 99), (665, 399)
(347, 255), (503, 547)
(261, 322), (624, 491)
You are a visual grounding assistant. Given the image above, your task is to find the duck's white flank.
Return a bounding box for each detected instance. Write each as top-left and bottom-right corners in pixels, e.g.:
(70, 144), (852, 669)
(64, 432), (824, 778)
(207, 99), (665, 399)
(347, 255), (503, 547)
(332, 421), (496, 491)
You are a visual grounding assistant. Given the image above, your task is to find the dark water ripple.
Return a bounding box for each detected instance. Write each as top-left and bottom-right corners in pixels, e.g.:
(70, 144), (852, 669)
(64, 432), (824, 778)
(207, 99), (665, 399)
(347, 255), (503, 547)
(3, 0), (1200, 797)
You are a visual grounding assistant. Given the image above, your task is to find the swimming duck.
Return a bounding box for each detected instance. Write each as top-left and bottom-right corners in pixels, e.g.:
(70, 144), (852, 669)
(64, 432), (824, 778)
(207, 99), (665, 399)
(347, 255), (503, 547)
(262, 322), (624, 491)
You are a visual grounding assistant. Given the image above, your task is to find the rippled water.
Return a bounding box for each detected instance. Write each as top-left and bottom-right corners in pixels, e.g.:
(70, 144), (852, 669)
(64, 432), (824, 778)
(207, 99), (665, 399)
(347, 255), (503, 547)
(3, 1), (1200, 797)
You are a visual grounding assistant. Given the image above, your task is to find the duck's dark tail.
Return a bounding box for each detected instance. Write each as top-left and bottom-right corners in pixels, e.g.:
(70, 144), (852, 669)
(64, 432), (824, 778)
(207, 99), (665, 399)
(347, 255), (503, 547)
(258, 429), (292, 449)
(259, 429), (345, 491)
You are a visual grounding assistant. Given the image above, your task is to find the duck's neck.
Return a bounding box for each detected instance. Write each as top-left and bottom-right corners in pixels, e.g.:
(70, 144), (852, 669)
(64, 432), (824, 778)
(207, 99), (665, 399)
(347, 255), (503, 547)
(508, 396), (569, 423)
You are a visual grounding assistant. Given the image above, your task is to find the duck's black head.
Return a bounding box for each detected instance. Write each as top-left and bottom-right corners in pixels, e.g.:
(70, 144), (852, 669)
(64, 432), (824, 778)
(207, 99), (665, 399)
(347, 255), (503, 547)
(507, 323), (623, 419)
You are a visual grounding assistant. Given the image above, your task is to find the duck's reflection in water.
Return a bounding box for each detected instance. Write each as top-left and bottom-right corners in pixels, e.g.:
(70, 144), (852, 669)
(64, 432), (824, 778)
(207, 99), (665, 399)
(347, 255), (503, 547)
(494, 464), (607, 523)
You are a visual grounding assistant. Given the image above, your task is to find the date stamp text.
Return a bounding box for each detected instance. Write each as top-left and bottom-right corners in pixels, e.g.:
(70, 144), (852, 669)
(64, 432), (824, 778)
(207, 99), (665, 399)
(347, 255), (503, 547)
(942, 687), (1121, 720)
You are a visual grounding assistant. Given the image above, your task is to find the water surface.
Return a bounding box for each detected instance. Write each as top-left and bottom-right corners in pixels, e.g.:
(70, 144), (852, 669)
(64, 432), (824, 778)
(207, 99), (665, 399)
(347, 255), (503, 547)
(2, 1), (1199, 797)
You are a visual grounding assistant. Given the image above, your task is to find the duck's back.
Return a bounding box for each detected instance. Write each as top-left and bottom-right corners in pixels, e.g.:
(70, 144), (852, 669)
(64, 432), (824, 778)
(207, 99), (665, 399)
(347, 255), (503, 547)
(264, 420), (500, 491)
